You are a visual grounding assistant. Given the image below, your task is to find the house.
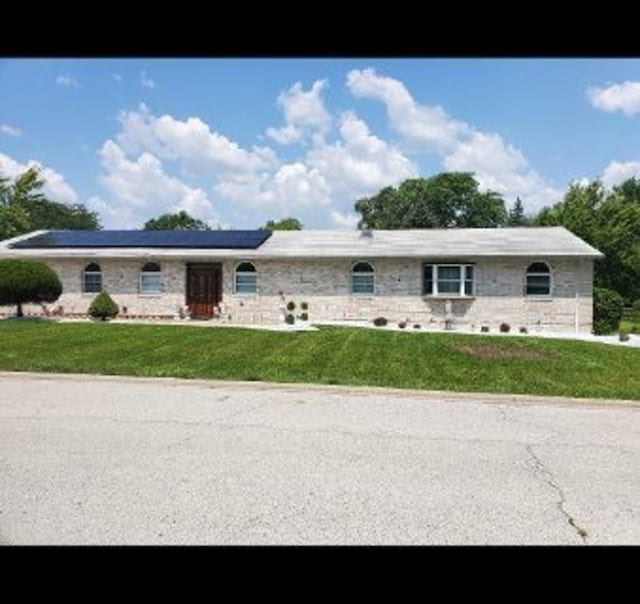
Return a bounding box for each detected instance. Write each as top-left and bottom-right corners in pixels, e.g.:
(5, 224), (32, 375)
(0, 227), (603, 333)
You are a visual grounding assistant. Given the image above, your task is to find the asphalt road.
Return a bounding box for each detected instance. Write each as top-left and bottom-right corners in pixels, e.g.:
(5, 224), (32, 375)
(0, 373), (638, 545)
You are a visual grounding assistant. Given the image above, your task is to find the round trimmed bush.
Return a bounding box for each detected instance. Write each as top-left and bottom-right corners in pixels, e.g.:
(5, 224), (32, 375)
(285, 313), (295, 325)
(372, 316), (388, 327)
(89, 291), (119, 321)
(0, 259), (62, 317)
(300, 301), (308, 311)
(286, 301), (296, 312)
(300, 312), (308, 321)
(593, 287), (624, 335)
(500, 322), (511, 333)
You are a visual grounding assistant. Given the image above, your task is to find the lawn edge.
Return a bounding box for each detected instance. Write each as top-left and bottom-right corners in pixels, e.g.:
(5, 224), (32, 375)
(1, 370), (638, 409)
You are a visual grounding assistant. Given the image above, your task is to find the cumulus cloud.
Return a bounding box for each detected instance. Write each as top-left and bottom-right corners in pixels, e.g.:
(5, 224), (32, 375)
(346, 68), (561, 210)
(588, 81), (640, 116)
(98, 140), (219, 228)
(56, 75), (79, 88)
(331, 209), (359, 230)
(601, 160), (640, 188)
(116, 103), (275, 175)
(266, 80), (331, 146)
(140, 70), (155, 89)
(0, 152), (79, 204)
(1, 124), (21, 137)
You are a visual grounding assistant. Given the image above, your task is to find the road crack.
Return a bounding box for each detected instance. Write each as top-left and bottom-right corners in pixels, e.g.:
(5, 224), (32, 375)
(525, 444), (588, 544)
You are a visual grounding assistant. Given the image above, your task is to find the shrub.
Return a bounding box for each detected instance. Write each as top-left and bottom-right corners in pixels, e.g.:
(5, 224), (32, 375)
(285, 313), (295, 325)
(372, 316), (388, 327)
(480, 325), (489, 333)
(300, 312), (308, 321)
(519, 326), (528, 334)
(300, 301), (308, 311)
(633, 299), (640, 313)
(88, 291), (119, 321)
(413, 324), (421, 329)
(0, 259), (62, 317)
(619, 327), (630, 342)
(593, 287), (624, 335)
(500, 323), (511, 333)
(286, 301), (296, 312)
(398, 321), (407, 329)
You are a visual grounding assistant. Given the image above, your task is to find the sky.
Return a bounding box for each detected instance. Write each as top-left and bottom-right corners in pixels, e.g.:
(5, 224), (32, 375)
(1, 58), (639, 230)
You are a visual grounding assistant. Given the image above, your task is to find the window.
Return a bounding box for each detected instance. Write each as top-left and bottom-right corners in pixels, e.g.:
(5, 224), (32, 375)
(235, 262), (257, 294)
(140, 262), (163, 294)
(351, 261), (374, 295)
(423, 263), (474, 297)
(82, 262), (102, 293)
(526, 262), (551, 296)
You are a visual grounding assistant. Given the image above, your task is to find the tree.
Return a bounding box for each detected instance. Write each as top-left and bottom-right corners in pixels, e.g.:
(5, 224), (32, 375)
(354, 173), (508, 229)
(533, 178), (640, 303)
(0, 166), (101, 240)
(0, 259), (62, 318)
(260, 217), (303, 230)
(507, 197), (529, 226)
(144, 211), (211, 231)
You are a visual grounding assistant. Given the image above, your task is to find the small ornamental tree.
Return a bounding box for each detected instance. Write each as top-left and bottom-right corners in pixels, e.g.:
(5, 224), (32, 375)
(88, 291), (119, 321)
(0, 259), (62, 317)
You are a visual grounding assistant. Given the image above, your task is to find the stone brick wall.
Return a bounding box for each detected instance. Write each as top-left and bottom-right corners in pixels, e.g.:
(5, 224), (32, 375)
(220, 257), (594, 333)
(0, 256), (594, 333)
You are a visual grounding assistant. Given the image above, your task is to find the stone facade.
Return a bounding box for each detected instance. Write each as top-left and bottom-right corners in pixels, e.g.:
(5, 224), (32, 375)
(3, 256), (594, 333)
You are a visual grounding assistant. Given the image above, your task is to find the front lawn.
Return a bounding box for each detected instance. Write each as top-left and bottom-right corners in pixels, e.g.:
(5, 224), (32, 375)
(0, 321), (639, 400)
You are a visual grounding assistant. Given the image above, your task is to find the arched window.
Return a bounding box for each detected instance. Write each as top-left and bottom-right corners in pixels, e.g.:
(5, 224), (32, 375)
(82, 262), (102, 293)
(140, 262), (163, 294)
(235, 262), (257, 294)
(526, 262), (551, 296)
(352, 261), (374, 295)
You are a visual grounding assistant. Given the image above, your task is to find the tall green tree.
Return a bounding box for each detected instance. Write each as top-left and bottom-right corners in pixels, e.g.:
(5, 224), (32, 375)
(354, 173), (507, 229)
(506, 197), (530, 226)
(259, 217), (303, 230)
(143, 210), (211, 231)
(533, 178), (640, 303)
(0, 166), (100, 240)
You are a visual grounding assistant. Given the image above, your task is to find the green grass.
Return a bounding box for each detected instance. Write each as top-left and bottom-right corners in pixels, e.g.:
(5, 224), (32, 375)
(0, 321), (639, 400)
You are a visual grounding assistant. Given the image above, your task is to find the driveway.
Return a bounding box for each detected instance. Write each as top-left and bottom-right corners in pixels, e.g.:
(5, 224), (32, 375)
(0, 372), (638, 545)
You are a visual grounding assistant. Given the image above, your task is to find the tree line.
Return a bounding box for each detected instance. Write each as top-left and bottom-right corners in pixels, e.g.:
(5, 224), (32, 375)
(1, 167), (638, 304)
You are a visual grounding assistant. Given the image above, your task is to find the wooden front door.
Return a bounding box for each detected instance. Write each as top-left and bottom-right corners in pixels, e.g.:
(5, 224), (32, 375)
(186, 264), (222, 319)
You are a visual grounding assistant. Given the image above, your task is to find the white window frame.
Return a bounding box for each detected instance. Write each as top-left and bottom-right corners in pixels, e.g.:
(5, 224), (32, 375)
(351, 261), (375, 296)
(423, 263), (475, 297)
(234, 261), (257, 295)
(139, 262), (164, 295)
(525, 262), (552, 298)
(82, 263), (103, 293)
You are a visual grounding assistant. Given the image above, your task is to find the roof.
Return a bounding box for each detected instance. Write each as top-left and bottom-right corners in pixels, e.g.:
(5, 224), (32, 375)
(0, 227), (603, 259)
(8, 229), (271, 249)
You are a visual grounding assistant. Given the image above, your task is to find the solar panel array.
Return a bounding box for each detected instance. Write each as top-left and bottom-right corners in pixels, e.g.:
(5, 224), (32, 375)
(10, 230), (273, 249)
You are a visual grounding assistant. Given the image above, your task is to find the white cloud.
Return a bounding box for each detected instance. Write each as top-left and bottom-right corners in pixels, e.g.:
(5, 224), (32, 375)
(588, 81), (640, 116)
(214, 111), (416, 225)
(0, 152), (79, 204)
(347, 68), (469, 151)
(97, 140), (219, 228)
(56, 75), (79, 89)
(140, 70), (155, 89)
(346, 68), (561, 210)
(0, 124), (21, 137)
(601, 160), (640, 188)
(266, 80), (331, 146)
(116, 103), (274, 175)
(331, 209), (359, 230)
(112, 73), (122, 83)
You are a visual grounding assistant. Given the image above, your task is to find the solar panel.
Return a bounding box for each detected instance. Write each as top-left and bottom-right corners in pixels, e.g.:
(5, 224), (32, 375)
(10, 230), (273, 249)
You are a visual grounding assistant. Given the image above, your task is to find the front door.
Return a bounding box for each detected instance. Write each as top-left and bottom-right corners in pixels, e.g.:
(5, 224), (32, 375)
(186, 264), (222, 319)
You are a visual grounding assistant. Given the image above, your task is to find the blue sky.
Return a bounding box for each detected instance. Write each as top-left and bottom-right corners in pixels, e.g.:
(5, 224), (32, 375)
(1, 58), (639, 229)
